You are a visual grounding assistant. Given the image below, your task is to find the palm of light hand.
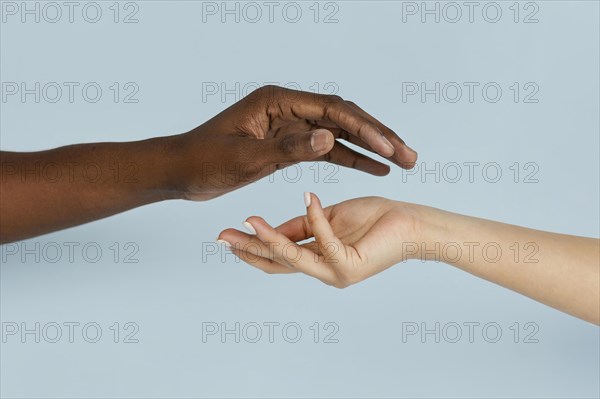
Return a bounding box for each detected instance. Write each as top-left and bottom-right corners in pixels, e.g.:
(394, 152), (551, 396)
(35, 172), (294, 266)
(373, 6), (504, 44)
(298, 197), (419, 284)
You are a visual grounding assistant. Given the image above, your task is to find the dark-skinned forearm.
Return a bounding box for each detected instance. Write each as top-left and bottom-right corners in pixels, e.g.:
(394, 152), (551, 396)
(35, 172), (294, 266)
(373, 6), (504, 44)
(0, 136), (182, 244)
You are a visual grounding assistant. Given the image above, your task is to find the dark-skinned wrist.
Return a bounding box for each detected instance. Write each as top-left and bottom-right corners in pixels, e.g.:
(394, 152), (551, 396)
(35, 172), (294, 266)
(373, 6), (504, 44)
(129, 134), (190, 202)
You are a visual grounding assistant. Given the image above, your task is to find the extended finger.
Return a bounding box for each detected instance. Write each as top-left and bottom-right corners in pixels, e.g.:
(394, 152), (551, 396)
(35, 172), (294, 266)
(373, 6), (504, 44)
(277, 90), (397, 158)
(345, 101), (417, 169)
(244, 216), (337, 284)
(303, 192), (345, 265)
(323, 141), (390, 176)
(231, 247), (297, 274)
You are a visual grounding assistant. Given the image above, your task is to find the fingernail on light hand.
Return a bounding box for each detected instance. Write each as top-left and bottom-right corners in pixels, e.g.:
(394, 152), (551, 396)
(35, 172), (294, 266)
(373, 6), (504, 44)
(304, 192), (312, 207)
(243, 221), (256, 235)
(216, 239), (232, 249)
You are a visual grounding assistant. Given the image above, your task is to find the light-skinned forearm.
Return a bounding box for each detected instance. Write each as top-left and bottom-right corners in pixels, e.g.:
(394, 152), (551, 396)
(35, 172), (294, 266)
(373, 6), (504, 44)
(413, 204), (600, 324)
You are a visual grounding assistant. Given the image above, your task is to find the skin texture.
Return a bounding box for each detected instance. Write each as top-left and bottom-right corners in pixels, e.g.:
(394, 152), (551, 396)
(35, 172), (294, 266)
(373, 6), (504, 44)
(218, 193), (600, 325)
(0, 85), (417, 244)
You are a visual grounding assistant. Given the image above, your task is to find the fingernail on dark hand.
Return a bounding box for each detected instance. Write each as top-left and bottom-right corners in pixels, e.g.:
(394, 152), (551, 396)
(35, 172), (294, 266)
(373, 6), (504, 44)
(311, 130), (330, 152)
(397, 143), (418, 168)
(403, 143), (417, 157)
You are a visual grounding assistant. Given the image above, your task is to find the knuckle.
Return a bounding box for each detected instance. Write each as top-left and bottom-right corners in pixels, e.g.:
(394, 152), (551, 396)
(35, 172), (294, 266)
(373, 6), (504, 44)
(320, 94), (343, 111)
(326, 94), (344, 103)
(258, 84), (280, 95)
(246, 86), (264, 102)
(247, 85), (279, 104)
(324, 101), (344, 121)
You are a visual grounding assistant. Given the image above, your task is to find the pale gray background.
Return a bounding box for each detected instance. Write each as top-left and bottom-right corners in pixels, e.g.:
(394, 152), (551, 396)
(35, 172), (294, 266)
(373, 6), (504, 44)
(1, 1), (599, 398)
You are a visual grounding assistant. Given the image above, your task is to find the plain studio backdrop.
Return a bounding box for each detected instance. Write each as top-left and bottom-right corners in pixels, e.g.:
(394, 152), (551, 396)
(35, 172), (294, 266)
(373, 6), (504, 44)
(1, 1), (598, 398)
